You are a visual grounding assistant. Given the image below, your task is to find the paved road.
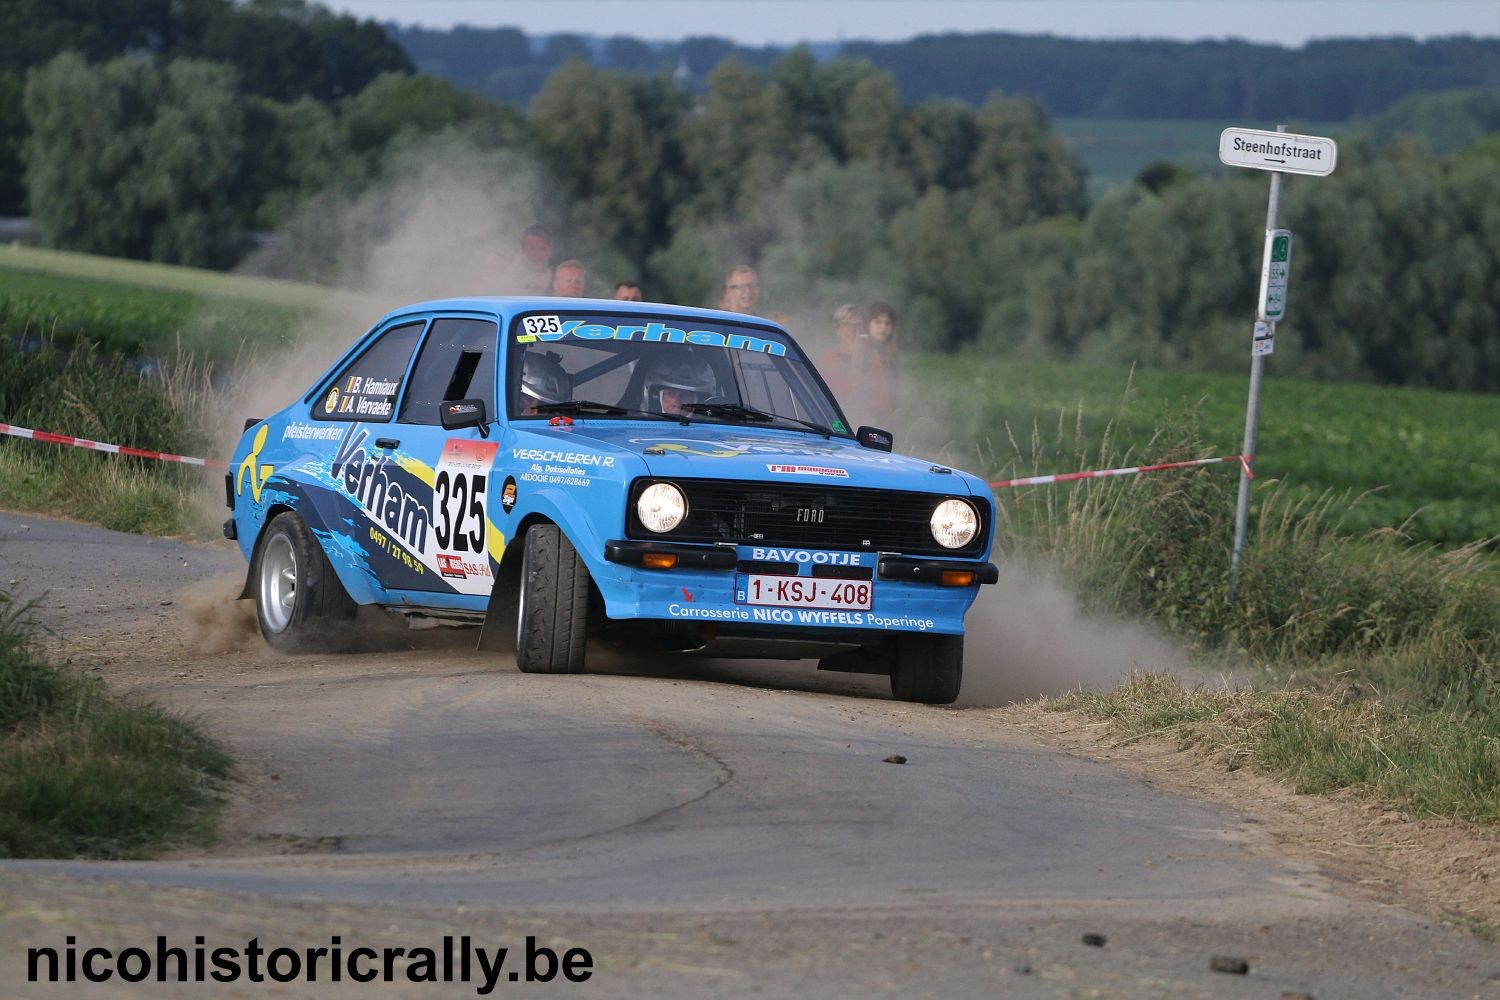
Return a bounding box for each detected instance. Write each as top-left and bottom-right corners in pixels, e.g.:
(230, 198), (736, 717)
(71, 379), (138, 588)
(1, 511), (1496, 998)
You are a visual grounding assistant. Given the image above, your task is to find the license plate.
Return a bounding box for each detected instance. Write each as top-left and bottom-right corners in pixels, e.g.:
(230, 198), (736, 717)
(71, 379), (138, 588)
(735, 574), (873, 610)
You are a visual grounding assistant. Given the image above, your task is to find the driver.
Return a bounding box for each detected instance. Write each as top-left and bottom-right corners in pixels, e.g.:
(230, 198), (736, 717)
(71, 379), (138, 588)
(518, 351), (571, 415)
(638, 354), (719, 416)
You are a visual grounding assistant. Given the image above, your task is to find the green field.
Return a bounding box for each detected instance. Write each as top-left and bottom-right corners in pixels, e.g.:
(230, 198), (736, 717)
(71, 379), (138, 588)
(0, 245), (327, 307)
(0, 245), (325, 362)
(913, 352), (1500, 547)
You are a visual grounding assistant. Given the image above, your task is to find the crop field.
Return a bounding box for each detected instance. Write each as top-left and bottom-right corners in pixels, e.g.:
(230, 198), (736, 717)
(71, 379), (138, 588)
(916, 352), (1500, 547)
(0, 245), (322, 362)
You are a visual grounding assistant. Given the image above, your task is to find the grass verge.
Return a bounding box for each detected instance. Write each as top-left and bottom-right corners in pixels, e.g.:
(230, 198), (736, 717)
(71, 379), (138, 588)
(0, 590), (231, 859)
(1049, 673), (1500, 825)
(993, 407), (1499, 826)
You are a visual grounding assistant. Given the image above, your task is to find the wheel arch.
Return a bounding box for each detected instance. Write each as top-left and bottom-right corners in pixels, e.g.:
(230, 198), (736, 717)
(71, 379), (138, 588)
(478, 511), (552, 652)
(237, 502), (298, 599)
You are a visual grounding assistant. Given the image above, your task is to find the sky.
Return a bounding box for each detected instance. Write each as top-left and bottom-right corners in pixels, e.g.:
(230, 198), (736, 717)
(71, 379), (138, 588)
(326, 0), (1500, 46)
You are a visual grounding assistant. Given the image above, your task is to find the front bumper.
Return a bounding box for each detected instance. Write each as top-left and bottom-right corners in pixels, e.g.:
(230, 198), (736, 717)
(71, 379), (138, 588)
(595, 540), (995, 638)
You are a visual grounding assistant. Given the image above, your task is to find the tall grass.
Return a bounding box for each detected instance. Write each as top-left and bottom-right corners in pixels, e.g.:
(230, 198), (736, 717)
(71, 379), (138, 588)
(0, 589), (232, 858)
(997, 407), (1499, 707)
(0, 337), (220, 536)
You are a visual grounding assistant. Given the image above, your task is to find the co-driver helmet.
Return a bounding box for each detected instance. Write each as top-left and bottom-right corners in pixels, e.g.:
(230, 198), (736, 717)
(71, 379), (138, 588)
(640, 354), (718, 412)
(519, 351), (571, 409)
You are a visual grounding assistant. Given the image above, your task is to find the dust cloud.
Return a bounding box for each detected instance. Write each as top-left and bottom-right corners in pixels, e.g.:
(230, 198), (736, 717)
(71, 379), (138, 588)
(188, 143), (557, 532)
(221, 145), (550, 444)
(178, 571), (260, 655)
(954, 562), (1191, 707)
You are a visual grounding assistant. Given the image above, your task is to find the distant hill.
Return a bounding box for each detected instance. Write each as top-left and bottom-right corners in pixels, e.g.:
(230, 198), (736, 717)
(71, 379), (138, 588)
(385, 25), (1500, 120)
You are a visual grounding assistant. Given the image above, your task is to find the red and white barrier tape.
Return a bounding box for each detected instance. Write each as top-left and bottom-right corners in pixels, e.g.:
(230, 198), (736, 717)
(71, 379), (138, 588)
(1, 419), (1249, 487)
(989, 454), (1252, 490)
(0, 422), (227, 469)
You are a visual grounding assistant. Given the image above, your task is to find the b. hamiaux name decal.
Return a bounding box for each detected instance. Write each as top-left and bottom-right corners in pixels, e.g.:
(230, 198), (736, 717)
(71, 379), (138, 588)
(330, 426), (498, 595)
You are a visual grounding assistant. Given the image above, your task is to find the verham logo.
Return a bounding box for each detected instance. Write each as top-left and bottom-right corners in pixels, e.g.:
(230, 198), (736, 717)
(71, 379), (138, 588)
(766, 464), (848, 478)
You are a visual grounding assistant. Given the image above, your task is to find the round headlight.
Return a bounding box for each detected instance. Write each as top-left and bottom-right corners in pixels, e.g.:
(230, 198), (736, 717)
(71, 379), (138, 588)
(637, 482), (688, 533)
(930, 498), (979, 549)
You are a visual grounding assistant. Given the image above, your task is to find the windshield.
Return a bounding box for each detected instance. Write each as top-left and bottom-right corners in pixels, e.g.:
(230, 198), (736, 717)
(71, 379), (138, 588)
(506, 311), (852, 435)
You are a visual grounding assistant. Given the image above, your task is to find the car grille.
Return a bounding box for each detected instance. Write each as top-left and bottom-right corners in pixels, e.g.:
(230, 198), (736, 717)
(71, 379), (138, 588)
(627, 478), (987, 557)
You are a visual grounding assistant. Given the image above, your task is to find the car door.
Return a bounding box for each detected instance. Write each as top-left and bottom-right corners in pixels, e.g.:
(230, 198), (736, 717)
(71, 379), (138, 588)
(295, 316), (428, 604)
(381, 314), (502, 606)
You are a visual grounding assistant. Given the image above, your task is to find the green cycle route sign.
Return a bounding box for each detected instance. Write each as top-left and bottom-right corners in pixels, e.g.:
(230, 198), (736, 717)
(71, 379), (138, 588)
(1258, 229), (1292, 322)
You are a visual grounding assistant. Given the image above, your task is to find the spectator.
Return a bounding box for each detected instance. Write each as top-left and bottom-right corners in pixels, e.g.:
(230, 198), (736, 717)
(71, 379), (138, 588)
(863, 301), (900, 425)
(550, 259), (587, 297)
(516, 223), (553, 293)
(816, 303), (865, 403)
(717, 265), (760, 314)
(614, 280), (643, 301)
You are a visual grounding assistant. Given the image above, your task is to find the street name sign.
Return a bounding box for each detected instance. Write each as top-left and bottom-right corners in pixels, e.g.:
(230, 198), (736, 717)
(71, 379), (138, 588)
(1219, 128), (1337, 176)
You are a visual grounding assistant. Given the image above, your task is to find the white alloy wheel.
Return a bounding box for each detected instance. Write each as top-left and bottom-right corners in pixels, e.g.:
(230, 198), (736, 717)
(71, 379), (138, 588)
(259, 531), (298, 634)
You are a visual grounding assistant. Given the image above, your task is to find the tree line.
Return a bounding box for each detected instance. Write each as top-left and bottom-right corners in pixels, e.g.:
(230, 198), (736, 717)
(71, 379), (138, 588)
(390, 23), (1500, 122)
(10, 2), (1500, 392)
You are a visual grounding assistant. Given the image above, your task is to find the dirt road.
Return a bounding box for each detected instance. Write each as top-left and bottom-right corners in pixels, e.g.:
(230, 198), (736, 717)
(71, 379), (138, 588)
(1, 511), (1496, 997)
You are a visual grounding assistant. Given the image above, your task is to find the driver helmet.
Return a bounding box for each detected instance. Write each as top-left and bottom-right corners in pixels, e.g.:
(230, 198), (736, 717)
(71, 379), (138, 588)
(640, 354), (718, 412)
(519, 351), (571, 410)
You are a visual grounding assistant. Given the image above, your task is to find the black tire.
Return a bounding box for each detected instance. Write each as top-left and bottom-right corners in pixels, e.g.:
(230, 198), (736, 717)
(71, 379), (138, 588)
(253, 511), (357, 652)
(889, 633), (963, 704)
(515, 522), (589, 674)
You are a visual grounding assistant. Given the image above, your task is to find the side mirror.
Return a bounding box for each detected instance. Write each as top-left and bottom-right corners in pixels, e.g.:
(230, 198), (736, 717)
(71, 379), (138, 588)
(857, 425), (893, 452)
(440, 398), (489, 436)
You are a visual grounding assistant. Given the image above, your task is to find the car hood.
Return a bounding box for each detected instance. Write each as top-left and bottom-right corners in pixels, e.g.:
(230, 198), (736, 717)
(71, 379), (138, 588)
(537, 422), (985, 495)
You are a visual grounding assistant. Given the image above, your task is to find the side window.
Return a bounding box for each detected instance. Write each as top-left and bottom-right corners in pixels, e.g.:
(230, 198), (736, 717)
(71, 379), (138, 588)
(399, 318), (498, 425)
(313, 321), (424, 421)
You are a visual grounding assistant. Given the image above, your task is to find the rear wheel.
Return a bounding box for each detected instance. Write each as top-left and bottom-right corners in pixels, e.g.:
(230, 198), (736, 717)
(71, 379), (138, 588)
(254, 512), (357, 652)
(515, 523), (589, 673)
(890, 633), (963, 704)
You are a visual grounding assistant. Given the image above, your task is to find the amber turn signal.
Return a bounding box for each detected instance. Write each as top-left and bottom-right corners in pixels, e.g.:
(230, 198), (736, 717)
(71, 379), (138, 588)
(939, 570), (976, 586)
(641, 552), (679, 569)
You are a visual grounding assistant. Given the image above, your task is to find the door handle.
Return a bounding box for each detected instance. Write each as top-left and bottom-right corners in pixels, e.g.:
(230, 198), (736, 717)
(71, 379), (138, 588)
(375, 438), (400, 449)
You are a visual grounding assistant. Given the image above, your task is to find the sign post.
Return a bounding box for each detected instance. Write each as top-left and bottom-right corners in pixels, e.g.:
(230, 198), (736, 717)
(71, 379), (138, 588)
(1220, 125), (1337, 600)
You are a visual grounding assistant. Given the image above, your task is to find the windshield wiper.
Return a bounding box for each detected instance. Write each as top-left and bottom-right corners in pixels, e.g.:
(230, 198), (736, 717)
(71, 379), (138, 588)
(532, 400), (627, 416)
(681, 402), (832, 439)
(531, 400), (690, 424)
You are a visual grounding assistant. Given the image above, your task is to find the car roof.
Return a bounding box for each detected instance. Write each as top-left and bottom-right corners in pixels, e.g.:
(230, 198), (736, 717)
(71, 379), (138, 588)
(380, 296), (778, 328)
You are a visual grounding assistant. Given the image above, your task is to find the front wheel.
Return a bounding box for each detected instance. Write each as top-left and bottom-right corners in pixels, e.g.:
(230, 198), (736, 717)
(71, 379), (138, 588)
(515, 523), (589, 673)
(890, 633), (963, 705)
(254, 511), (357, 652)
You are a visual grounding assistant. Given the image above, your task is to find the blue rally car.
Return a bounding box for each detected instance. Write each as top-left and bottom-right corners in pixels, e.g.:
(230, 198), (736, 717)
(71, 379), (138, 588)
(226, 298), (998, 704)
